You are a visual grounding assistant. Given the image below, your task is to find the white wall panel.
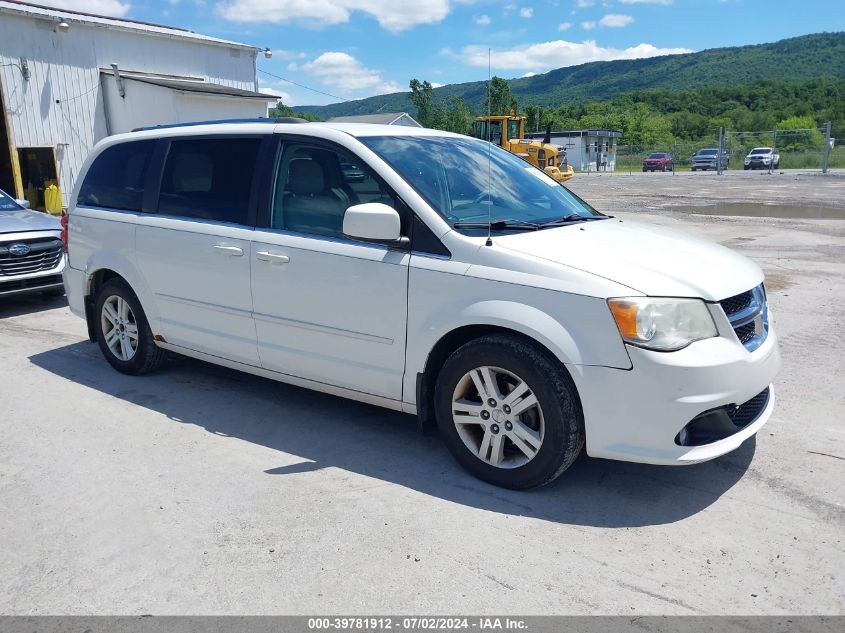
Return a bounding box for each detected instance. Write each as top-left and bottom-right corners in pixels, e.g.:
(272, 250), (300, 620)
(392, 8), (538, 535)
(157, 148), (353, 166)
(0, 11), (259, 205)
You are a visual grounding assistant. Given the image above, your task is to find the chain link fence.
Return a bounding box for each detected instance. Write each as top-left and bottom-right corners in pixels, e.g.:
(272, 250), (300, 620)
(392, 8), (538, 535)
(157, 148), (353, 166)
(601, 124), (839, 175)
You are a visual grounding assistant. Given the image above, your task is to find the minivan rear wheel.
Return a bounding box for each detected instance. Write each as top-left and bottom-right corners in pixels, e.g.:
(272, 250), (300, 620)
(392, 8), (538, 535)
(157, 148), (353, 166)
(434, 334), (584, 489)
(94, 278), (166, 375)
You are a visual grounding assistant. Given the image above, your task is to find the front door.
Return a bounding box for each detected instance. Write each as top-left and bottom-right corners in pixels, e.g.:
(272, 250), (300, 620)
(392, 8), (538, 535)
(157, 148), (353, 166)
(135, 136), (262, 366)
(250, 140), (409, 400)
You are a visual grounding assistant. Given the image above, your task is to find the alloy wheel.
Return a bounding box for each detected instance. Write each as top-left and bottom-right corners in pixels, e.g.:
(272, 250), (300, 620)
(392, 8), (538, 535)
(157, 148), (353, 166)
(101, 295), (139, 361)
(451, 366), (545, 469)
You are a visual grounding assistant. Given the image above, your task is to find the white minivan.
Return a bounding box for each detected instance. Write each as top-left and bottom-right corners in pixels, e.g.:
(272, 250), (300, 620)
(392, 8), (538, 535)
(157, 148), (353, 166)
(63, 120), (780, 488)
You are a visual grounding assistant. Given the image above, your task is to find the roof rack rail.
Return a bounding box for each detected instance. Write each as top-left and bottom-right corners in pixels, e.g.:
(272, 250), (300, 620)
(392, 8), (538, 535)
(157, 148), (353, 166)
(131, 117), (309, 132)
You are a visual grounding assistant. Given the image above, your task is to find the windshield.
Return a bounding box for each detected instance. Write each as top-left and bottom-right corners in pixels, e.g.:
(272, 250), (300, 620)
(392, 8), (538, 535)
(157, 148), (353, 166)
(361, 135), (602, 229)
(698, 149), (717, 155)
(648, 153), (666, 159)
(0, 189), (23, 211)
(750, 148), (771, 155)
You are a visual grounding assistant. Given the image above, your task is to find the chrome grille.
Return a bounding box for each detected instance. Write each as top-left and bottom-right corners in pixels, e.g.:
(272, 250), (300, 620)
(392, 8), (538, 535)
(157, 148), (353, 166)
(719, 284), (768, 352)
(0, 237), (63, 277)
(720, 290), (754, 316)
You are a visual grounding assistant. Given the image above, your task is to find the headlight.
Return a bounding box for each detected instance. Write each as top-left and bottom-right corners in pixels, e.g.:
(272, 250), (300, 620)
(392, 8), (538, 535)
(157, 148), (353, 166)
(608, 297), (718, 351)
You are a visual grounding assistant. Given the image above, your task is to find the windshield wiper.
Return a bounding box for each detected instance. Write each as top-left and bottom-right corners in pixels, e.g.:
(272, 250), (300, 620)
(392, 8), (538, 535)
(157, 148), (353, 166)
(453, 219), (541, 231)
(539, 213), (609, 227)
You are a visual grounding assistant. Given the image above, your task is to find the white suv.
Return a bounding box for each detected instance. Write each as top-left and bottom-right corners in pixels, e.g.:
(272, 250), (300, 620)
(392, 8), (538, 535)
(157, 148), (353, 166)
(63, 120), (780, 488)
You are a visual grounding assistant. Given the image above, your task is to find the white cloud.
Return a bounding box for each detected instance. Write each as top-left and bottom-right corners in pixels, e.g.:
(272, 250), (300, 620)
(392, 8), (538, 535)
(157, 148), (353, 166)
(37, 0), (130, 17)
(581, 20), (596, 30)
(301, 52), (401, 96)
(521, 72), (536, 77)
(558, 21), (572, 30)
(576, 0), (594, 7)
(462, 39), (692, 72)
(473, 14), (491, 25)
(519, 7), (533, 18)
(599, 13), (634, 27)
(430, 82), (445, 88)
(620, 0), (673, 4)
(260, 86), (294, 104)
(215, 0), (450, 31)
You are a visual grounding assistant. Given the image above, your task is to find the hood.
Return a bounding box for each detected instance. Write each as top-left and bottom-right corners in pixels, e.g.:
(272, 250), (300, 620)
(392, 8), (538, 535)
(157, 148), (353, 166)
(0, 208), (62, 234)
(495, 218), (763, 301)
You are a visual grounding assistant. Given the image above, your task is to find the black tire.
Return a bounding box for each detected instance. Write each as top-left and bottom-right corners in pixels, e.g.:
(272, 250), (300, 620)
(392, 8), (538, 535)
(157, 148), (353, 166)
(642, 167), (647, 172)
(93, 278), (166, 375)
(744, 165), (750, 170)
(434, 334), (584, 489)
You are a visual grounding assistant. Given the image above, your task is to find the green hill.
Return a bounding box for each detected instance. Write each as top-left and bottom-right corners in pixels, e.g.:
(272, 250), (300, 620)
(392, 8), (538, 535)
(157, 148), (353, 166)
(294, 33), (845, 119)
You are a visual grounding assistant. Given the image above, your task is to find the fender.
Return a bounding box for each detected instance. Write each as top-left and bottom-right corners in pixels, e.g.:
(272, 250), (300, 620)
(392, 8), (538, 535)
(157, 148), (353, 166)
(403, 297), (631, 407)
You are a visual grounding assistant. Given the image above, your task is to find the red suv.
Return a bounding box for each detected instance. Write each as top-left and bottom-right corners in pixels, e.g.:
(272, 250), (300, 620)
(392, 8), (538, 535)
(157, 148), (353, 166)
(642, 152), (674, 172)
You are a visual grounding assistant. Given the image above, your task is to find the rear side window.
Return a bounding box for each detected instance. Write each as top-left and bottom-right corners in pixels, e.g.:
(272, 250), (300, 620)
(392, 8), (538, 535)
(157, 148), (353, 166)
(158, 137), (261, 225)
(78, 140), (155, 211)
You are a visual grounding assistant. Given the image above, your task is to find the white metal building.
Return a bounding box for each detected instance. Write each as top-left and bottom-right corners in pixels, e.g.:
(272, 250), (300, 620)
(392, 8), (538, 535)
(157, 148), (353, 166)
(527, 129), (623, 172)
(0, 0), (273, 209)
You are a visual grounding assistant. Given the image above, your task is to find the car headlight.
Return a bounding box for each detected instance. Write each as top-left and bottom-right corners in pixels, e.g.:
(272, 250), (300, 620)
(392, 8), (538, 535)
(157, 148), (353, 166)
(608, 297), (718, 351)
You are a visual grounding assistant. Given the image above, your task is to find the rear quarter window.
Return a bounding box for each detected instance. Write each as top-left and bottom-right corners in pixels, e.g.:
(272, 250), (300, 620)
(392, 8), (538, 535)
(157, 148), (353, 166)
(77, 140), (155, 211)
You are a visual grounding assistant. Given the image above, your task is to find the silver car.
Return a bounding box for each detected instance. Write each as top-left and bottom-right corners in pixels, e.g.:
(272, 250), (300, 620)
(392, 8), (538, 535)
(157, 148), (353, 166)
(691, 148), (729, 171)
(0, 188), (65, 297)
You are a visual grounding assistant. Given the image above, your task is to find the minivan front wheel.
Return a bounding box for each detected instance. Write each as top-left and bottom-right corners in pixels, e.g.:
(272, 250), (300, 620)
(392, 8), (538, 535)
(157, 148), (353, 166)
(434, 334), (584, 488)
(94, 278), (166, 375)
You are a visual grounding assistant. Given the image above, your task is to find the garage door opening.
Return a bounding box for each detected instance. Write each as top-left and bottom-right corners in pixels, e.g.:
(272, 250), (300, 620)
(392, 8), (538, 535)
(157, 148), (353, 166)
(0, 81), (16, 197)
(17, 147), (59, 212)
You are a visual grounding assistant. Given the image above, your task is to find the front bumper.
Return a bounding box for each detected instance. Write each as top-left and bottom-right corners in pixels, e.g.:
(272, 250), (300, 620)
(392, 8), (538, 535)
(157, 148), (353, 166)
(545, 165), (575, 182)
(573, 323), (780, 465)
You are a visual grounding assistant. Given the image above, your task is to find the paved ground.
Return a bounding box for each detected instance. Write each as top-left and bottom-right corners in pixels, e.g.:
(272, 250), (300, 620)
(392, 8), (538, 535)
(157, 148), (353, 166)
(1, 171), (843, 615)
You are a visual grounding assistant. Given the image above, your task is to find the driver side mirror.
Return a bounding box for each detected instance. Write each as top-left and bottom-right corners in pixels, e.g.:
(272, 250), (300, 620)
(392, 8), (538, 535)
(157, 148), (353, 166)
(343, 203), (407, 246)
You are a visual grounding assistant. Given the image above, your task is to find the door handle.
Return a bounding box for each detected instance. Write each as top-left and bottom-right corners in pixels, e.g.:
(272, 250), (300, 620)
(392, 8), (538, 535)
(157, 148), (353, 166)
(256, 251), (290, 264)
(213, 245), (244, 256)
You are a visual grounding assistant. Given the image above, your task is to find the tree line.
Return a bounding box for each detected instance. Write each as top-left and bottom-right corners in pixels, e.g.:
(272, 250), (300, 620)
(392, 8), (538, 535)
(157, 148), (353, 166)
(274, 75), (843, 150)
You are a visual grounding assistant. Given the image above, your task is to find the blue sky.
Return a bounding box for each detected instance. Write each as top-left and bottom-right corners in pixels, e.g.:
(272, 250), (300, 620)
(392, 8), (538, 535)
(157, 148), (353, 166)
(57, 0), (843, 106)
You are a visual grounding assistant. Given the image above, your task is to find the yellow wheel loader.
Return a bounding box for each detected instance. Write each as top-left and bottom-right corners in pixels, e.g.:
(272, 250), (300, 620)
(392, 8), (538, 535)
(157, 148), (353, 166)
(471, 115), (575, 182)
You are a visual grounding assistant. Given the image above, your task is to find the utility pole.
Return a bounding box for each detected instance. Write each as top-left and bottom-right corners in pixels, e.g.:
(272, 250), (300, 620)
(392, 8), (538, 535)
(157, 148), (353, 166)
(717, 127), (725, 176)
(822, 121), (832, 174)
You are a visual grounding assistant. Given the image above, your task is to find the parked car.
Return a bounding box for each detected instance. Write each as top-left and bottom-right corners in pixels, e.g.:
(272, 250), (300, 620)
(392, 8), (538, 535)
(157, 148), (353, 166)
(63, 120), (780, 489)
(0, 187), (65, 298)
(744, 147), (780, 170)
(642, 152), (674, 172)
(691, 148), (729, 171)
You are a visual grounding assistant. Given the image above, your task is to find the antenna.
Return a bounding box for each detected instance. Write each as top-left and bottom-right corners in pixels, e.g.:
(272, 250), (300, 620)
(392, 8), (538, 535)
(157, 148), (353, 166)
(485, 48), (493, 247)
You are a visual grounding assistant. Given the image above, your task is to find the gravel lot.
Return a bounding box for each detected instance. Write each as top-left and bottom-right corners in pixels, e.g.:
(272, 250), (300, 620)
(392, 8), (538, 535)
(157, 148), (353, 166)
(1, 170), (843, 615)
